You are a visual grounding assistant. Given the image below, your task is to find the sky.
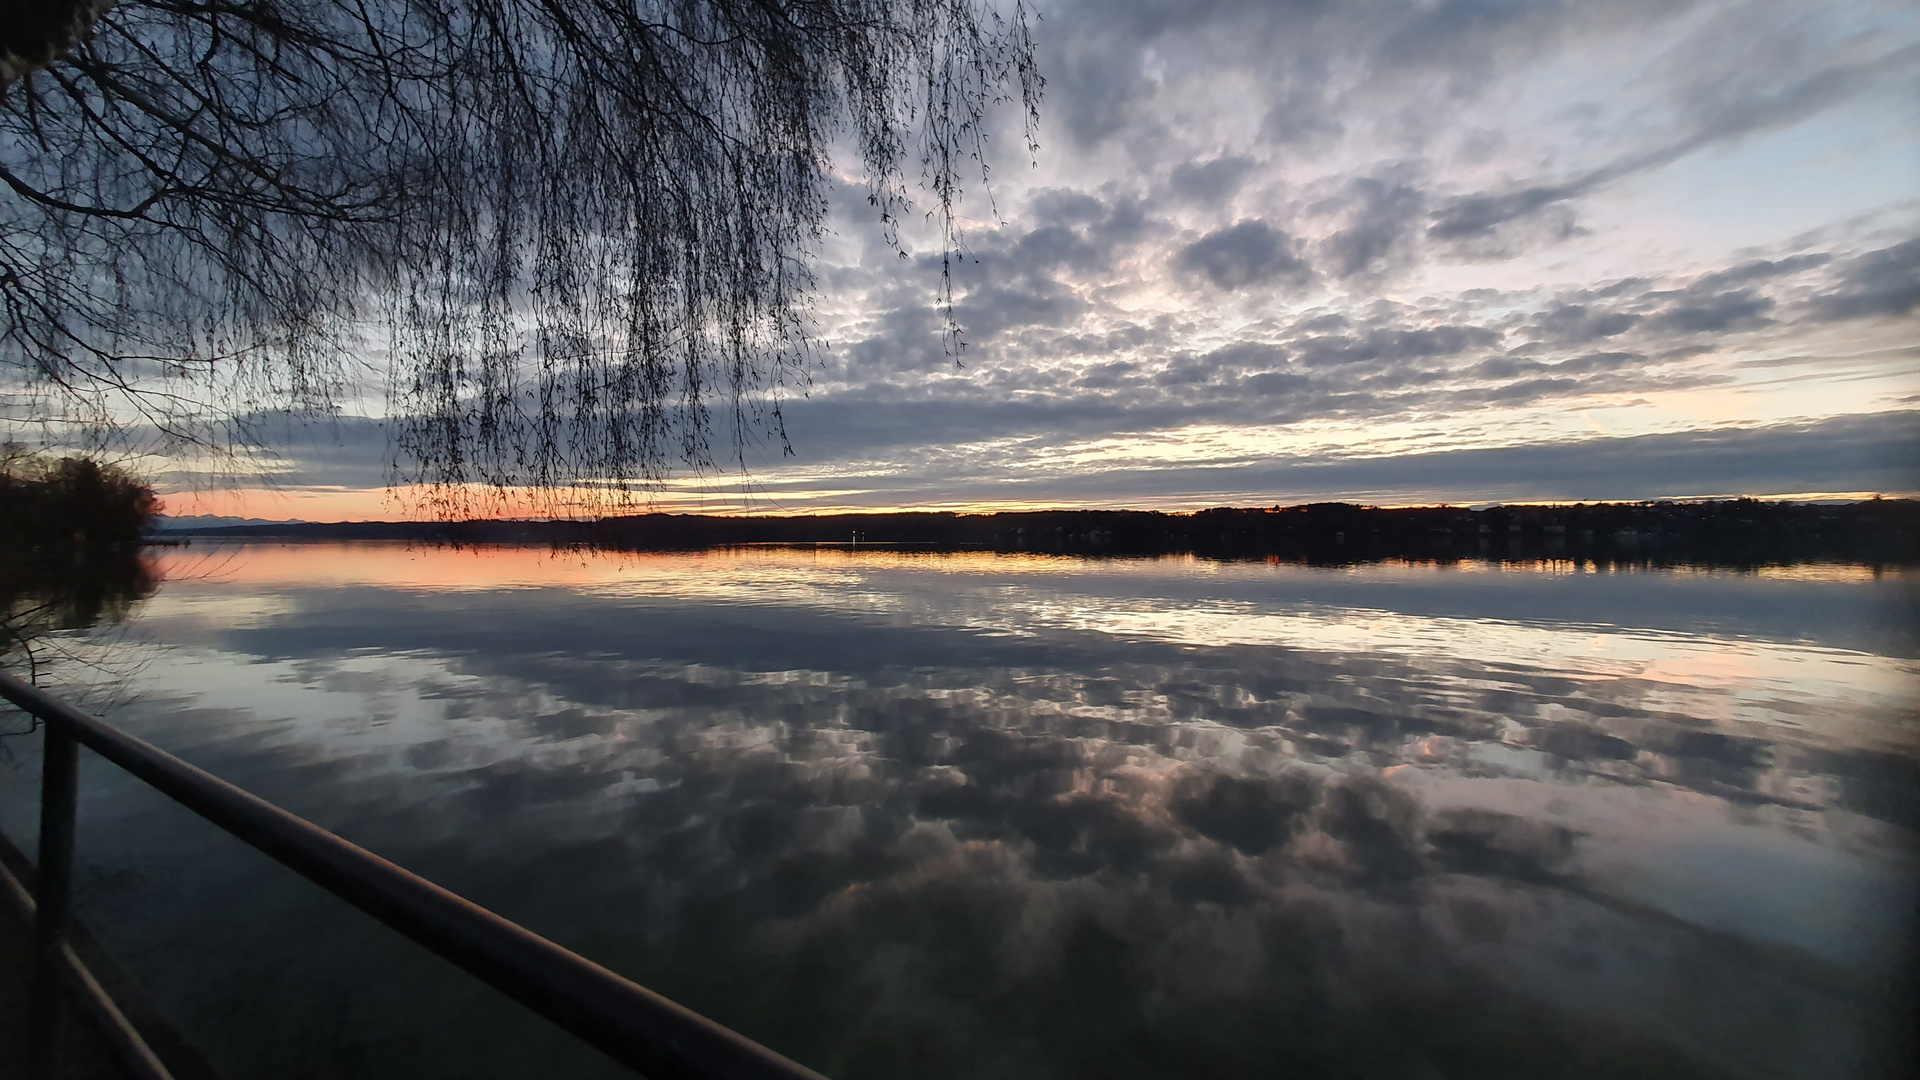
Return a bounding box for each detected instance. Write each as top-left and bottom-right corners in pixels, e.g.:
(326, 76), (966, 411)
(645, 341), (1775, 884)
(170, 0), (1919, 520)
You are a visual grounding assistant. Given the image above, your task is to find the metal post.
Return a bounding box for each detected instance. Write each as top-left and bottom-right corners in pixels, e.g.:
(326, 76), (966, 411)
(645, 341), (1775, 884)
(30, 716), (79, 1079)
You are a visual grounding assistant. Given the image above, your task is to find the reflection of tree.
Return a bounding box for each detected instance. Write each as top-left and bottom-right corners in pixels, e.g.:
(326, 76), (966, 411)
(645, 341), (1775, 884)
(0, 535), (157, 634)
(0, 546), (159, 680)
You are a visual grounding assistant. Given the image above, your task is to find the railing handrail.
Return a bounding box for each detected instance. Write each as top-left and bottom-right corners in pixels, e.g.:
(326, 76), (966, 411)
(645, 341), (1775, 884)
(0, 671), (829, 1080)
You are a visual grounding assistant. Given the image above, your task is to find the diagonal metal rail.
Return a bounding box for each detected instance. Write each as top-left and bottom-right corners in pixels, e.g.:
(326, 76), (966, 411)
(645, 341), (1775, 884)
(0, 671), (829, 1080)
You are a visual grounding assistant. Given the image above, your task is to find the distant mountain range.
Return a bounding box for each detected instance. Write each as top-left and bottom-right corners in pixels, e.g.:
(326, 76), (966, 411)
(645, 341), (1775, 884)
(154, 514), (308, 531)
(148, 500), (1918, 567)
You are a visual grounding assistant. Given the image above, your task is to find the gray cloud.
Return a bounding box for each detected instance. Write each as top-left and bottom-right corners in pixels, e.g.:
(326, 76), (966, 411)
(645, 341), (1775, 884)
(1174, 221), (1313, 290)
(773, 410), (1917, 506)
(986, 0), (1920, 315)
(1529, 304), (1641, 345)
(1424, 38), (1919, 250)
(1170, 156), (1259, 205)
(1027, 188), (1107, 226)
(843, 297), (951, 375)
(141, 413), (394, 494)
(835, 190), (1172, 361)
(1230, 411), (1916, 501)
(1469, 351), (1638, 381)
(1047, 38), (1149, 147)
(955, 281), (1090, 343)
(1650, 288), (1775, 335)
(1257, 72), (1346, 147)
(127, 3), (1920, 513)
(1505, 239), (1915, 350)
(1691, 253), (1832, 292)
(1807, 239), (1920, 322)
(1292, 325), (1502, 369)
(1428, 182), (1583, 243)
(1044, 0), (1707, 157)
(198, 228), (1915, 510)
(1319, 178), (1427, 277)
(958, 188), (1163, 288)
(769, 233), (1916, 479)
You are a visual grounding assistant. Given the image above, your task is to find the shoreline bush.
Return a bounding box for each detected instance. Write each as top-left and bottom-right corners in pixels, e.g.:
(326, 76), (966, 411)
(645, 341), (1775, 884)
(0, 446), (161, 551)
(1, 448), (162, 668)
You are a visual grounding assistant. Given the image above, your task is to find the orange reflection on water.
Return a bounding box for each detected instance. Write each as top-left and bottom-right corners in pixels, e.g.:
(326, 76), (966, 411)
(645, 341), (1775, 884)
(162, 541), (661, 592)
(157, 541), (1918, 597)
(162, 541), (1144, 594)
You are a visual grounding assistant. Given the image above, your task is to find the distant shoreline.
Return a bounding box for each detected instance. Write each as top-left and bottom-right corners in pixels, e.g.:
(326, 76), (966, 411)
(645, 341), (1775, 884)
(153, 499), (1918, 567)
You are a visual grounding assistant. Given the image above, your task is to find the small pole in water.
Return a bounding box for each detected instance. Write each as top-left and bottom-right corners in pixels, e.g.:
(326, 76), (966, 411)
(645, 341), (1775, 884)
(31, 717), (79, 1079)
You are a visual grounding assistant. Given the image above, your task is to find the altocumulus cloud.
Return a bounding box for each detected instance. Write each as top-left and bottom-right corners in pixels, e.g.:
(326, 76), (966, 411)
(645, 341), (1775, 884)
(1175, 221), (1314, 291)
(170, 0), (1920, 510)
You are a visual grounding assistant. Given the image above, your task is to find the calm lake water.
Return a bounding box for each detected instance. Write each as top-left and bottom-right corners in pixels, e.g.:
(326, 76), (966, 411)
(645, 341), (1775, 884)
(2, 543), (1916, 1079)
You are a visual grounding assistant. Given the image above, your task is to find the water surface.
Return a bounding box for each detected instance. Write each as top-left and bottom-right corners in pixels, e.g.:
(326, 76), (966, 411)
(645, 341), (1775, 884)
(2, 544), (1915, 1079)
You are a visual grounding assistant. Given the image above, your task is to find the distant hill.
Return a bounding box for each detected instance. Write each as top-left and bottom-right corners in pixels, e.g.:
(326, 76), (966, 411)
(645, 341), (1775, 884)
(153, 499), (1919, 567)
(154, 514), (307, 531)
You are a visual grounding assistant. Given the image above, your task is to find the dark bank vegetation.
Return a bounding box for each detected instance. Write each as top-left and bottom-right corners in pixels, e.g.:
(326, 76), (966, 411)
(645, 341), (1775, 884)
(1, 447), (161, 550)
(1, 448), (161, 669)
(169, 497), (1920, 568)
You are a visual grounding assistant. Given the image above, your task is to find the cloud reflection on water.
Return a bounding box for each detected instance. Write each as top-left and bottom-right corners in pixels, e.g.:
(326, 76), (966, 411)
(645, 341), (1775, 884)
(7, 544), (1915, 1079)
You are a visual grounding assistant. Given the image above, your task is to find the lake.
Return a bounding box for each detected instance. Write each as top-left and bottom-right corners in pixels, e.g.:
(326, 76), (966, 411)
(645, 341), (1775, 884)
(2, 543), (1915, 1079)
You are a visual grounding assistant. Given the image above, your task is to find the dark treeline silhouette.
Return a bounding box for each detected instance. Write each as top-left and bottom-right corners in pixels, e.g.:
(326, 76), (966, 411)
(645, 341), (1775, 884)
(1, 449), (160, 550)
(1, 450), (162, 664)
(169, 498), (1919, 568)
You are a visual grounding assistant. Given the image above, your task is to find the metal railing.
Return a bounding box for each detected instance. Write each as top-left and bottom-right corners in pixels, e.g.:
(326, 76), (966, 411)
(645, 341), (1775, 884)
(0, 671), (829, 1080)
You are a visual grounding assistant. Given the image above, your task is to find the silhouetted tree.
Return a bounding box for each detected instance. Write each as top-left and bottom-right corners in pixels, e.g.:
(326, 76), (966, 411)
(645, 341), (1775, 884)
(1, 0), (1040, 514)
(0, 446), (161, 674)
(0, 444), (159, 547)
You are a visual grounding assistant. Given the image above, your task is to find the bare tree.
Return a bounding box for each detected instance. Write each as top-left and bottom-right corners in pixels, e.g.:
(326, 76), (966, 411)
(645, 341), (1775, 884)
(0, 0), (1040, 514)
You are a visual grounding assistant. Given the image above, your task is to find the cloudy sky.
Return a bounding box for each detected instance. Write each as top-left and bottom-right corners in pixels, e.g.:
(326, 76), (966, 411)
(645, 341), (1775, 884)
(181, 0), (1918, 519)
